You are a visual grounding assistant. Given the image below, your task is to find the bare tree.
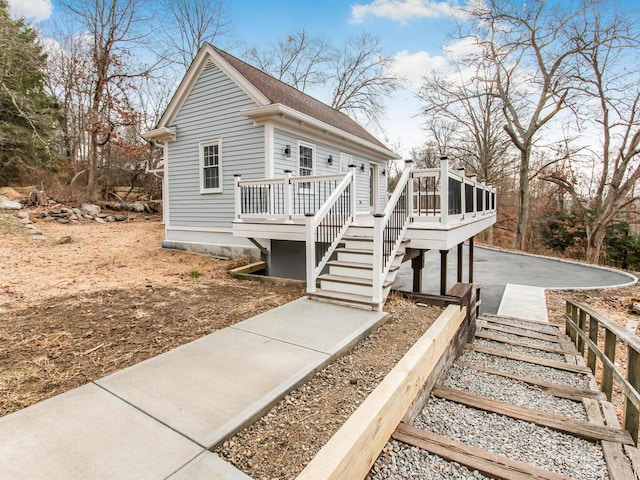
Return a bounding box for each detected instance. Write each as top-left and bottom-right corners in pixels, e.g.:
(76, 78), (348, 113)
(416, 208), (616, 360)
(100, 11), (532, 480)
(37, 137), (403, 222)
(419, 63), (512, 185)
(542, 9), (640, 263)
(469, 0), (595, 250)
(62, 0), (156, 198)
(330, 32), (398, 129)
(162, 0), (229, 69)
(244, 29), (329, 91)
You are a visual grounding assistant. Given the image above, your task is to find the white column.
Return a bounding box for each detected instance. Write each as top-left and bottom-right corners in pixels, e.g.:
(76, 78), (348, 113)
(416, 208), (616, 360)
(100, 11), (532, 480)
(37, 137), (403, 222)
(349, 165), (357, 225)
(234, 174), (242, 222)
(305, 213), (316, 294)
(283, 170), (293, 223)
(371, 213), (384, 305)
(439, 156), (449, 226)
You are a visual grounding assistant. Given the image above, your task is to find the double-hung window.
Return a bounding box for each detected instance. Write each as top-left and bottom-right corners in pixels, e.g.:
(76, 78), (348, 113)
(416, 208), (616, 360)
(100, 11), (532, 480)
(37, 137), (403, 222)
(200, 139), (222, 193)
(298, 141), (315, 190)
(340, 153), (352, 173)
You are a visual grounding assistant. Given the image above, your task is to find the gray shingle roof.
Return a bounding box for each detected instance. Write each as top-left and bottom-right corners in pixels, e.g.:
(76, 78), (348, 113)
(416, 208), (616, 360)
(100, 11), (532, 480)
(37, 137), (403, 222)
(211, 45), (390, 152)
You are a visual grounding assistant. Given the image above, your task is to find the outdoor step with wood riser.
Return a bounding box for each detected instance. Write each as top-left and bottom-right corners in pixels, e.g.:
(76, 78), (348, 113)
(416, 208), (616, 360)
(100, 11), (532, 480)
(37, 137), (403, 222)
(307, 289), (380, 310)
(318, 274), (394, 288)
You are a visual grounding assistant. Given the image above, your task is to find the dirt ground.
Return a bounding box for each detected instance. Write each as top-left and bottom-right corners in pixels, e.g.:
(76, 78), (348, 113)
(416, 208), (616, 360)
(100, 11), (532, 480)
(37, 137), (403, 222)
(0, 211), (305, 416)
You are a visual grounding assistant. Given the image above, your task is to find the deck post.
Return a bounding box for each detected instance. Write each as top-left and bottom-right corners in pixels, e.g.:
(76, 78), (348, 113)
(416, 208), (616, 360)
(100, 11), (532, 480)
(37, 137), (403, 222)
(412, 250), (425, 292)
(406, 160), (414, 220)
(439, 249), (448, 295)
(458, 167), (465, 220)
(470, 175), (477, 218)
(372, 213), (384, 305)
(480, 181), (487, 214)
(305, 213), (317, 294)
(457, 243), (463, 283)
(283, 170), (293, 223)
(349, 165), (357, 225)
(439, 157), (449, 225)
(234, 174), (242, 221)
(469, 236), (475, 283)
(625, 347), (640, 445)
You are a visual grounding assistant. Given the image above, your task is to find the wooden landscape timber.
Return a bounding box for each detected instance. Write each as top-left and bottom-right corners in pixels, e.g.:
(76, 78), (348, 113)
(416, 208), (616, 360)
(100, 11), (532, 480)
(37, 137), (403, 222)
(296, 301), (471, 479)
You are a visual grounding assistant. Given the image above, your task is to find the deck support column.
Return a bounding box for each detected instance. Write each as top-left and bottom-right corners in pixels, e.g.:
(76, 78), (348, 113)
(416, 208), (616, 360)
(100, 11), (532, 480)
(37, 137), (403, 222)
(457, 243), (463, 283)
(439, 249), (448, 295)
(469, 236), (475, 283)
(412, 250), (425, 293)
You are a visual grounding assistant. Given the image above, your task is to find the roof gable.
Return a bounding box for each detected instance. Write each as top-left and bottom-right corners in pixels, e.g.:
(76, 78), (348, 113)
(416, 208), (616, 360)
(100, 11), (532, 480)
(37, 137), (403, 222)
(152, 44), (394, 157)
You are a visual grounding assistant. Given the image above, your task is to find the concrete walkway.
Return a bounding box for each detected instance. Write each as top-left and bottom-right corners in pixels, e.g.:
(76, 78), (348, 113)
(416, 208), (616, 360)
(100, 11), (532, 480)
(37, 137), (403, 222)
(0, 298), (387, 479)
(394, 245), (636, 317)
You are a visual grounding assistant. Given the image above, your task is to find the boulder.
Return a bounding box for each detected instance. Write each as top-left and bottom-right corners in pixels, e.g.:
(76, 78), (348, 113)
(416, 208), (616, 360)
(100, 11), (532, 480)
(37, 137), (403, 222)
(72, 208), (83, 216)
(57, 218), (70, 224)
(94, 217), (106, 224)
(114, 215), (128, 222)
(55, 236), (73, 245)
(106, 215), (115, 222)
(143, 203), (152, 213)
(0, 195), (22, 210)
(130, 201), (145, 213)
(16, 211), (29, 219)
(80, 203), (101, 216)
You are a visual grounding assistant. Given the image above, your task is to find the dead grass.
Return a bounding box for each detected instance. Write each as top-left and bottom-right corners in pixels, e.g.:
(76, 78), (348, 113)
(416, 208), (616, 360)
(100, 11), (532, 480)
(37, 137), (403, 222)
(0, 212), (304, 416)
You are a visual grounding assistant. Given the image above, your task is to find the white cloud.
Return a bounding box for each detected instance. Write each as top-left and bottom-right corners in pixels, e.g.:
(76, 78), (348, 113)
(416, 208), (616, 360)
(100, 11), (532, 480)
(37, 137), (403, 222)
(7, 0), (52, 22)
(351, 0), (466, 24)
(390, 50), (448, 90)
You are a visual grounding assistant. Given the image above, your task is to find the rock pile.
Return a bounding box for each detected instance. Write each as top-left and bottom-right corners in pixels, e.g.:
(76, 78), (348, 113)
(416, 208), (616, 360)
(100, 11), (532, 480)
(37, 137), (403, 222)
(40, 204), (130, 224)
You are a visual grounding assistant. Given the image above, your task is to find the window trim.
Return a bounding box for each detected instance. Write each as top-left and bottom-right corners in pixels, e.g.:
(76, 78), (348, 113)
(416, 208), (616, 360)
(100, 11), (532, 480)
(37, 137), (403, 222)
(297, 140), (316, 192)
(199, 139), (223, 194)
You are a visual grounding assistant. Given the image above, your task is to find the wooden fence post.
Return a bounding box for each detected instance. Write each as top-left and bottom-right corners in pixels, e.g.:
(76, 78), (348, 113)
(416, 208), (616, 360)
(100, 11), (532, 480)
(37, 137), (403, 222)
(588, 315), (598, 374)
(565, 301), (572, 337)
(603, 328), (616, 401)
(625, 348), (640, 445)
(577, 309), (587, 355)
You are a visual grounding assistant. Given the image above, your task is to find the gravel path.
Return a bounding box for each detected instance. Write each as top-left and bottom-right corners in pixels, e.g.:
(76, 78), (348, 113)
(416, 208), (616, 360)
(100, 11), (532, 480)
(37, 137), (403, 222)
(443, 364), (587, 420)
(477, 328), (563, 349)
(368, 315), (605, 479)
(414, 398), (607, 479)
(481, 317), (562, 335)
(474, 338), (566, 362)
(460, 349), (590, 389)
(368, 440), (490, 480)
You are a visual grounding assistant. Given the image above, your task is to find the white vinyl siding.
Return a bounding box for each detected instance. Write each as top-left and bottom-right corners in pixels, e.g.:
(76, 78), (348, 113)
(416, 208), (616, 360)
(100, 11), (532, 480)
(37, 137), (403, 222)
(167, 63), (264, 228)
(200, 140), (222, 193)
(340, 153), (352, 172)
(272, 128), (388, 212)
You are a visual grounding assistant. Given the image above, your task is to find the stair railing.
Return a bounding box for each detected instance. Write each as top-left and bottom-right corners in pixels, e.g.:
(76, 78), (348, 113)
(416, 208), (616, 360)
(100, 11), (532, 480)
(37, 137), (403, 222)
(305, 166), (356, 294)
(372, 161), (414, 304)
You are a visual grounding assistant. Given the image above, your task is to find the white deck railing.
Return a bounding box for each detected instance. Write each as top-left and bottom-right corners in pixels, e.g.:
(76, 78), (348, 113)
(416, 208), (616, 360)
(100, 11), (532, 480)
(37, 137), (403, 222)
(412, 157), (497, 225)
(234, 171), (348, 223)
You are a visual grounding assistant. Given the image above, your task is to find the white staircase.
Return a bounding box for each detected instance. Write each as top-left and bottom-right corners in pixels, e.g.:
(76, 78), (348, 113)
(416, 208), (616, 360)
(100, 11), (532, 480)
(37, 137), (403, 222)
(307, 223), (407, 310)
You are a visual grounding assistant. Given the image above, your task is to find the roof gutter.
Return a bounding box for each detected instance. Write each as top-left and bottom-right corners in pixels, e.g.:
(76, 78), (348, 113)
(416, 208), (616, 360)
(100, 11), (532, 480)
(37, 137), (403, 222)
(241, 104), (401, 160)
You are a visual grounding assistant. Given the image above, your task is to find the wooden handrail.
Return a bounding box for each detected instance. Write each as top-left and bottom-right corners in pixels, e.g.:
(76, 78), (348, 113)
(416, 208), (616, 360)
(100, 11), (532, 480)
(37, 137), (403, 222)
(565, 299), (640, 445)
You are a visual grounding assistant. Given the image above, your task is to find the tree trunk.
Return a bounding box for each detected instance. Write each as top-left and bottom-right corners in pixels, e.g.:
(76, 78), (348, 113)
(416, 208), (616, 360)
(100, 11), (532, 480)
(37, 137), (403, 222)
(514, 149), (530, 250)
(86, 131), (98, 200)
(586, 226), (606, 264)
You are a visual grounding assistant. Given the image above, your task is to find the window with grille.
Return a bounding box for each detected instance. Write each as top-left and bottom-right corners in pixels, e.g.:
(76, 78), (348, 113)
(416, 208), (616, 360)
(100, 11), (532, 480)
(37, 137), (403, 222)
(200, 140), (222, 193)
(298, 141), (315, 191)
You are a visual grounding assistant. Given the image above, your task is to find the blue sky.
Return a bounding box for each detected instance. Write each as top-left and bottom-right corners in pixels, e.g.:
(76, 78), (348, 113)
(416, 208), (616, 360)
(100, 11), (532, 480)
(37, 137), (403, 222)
(7, 0), (484, 155)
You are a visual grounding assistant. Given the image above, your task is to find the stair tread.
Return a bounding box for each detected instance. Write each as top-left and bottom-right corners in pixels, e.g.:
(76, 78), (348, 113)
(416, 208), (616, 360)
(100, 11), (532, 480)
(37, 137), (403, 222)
(327, 260), (399, 272)
(319, 273), (393, 288)
(308, 289), (379, 306)
(337, 247), (406, 255)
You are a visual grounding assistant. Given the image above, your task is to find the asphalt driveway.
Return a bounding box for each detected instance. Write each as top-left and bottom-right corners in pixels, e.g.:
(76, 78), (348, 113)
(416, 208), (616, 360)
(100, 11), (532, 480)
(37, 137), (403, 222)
(394, 245), (636, 314)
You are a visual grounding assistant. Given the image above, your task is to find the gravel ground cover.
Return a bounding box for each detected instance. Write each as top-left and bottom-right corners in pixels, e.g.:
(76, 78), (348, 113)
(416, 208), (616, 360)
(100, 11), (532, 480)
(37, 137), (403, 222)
(459, 350), (590, 389)
(414, 398), (608, 480)
(443, 364), (587, 420)
(483, 318), (562, 335)
(475, 338), (566, 362)
(481, 324), (560, 341)
(478, 328), (562, 349)
(368, 440), (491, 480)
